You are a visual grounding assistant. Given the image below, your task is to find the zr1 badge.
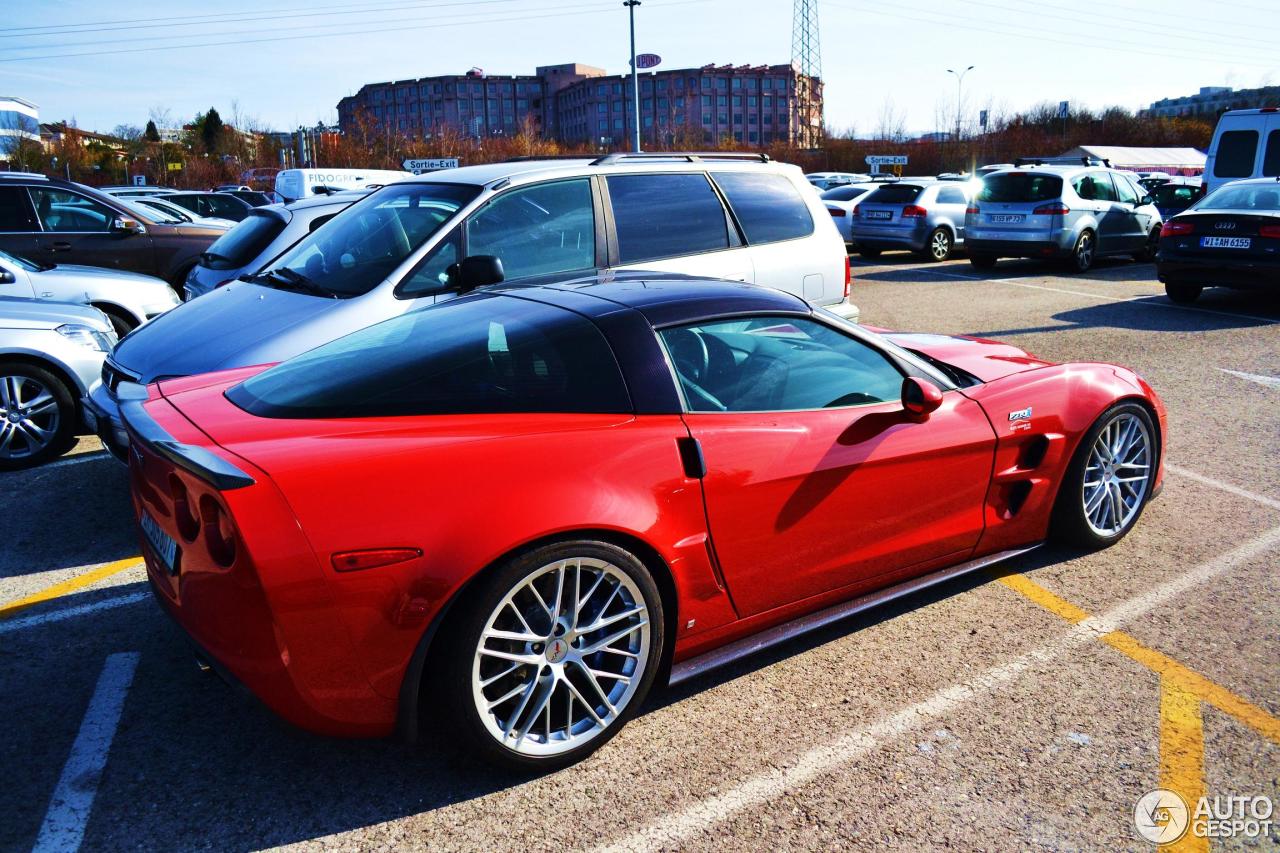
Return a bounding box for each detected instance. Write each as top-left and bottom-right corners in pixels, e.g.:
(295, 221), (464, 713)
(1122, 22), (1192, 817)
(1008, 406), (1032, 432)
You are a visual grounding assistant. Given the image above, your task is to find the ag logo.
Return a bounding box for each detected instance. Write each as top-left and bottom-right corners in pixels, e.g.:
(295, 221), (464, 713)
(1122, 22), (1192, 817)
(1134, 789), (1190, 844)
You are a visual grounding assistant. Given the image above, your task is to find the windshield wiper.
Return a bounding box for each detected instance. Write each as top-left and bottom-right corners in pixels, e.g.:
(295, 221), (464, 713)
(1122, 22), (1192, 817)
(199, 251), (229, 265)
(246, 268), (337, 298)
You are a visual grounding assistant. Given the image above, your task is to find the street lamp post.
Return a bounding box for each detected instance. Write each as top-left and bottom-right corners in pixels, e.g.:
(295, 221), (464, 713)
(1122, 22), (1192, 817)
(624, 0), (641, 153)
(946, 65), (974, 142)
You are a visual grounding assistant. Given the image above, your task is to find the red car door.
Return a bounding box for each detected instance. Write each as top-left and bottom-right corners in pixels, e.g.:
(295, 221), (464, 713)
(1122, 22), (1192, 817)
(661, 316), (996, 618)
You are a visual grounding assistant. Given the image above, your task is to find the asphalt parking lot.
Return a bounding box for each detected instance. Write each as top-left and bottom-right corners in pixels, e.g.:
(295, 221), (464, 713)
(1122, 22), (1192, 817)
(2, 254), (1278, 852)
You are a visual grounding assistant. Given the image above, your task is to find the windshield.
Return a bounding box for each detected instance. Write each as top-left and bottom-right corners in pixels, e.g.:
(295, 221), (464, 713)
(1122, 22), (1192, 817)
(118, 198), (183, 224)
(263, 182), (480, 297)
(977, 173), (1063, 203)
(202, 212), (288, 271)
(821, 186), (869, 201)
(0, 249), (41, 272)
(1196, 183), (1280, 211)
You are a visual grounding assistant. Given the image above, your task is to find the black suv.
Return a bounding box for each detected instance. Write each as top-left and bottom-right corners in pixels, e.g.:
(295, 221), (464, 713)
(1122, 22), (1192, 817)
(0, 173), (226, 289)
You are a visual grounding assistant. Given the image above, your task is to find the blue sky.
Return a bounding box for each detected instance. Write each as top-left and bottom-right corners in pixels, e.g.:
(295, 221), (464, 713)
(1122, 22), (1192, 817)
(4, 0), (1277, 136)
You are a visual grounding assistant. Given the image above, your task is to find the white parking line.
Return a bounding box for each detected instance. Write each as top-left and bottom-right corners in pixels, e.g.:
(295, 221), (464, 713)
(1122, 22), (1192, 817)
(32, 652), (139, 853)
(592, 527), (1280, 852)
(1167, 464), (1280, 512)
(0, 591), (149, 636)
(1218, 368), (1280, 390)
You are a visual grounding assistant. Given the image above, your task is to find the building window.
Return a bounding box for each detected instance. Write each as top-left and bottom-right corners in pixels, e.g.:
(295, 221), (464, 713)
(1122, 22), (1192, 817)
(657, 79), (667, 91)
(734, 113), (742, 124)
(748, 96), (757, 107)
(703, 114), (711, 125)
(643, 98), (652, 110)
(644, 115), (653, 127)
(719, 113), (728, 124)
(733, 95), (742, 107)
(748, 131), (758, 142)
(717, 95), (727, 107)
(702, 95), (711, 108)
(732, 78), (741, 90)
(734, 131), (743, 141)
(613, 118), (623, 129)
(716, 78), (727, 90)
(763, 79), (772, 90)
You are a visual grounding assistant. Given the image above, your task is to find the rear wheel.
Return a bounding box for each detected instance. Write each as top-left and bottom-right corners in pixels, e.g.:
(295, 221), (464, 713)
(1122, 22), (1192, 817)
(1165, 282), (1202, 304)
(1136, 226), (1161, 262)
(858, 248), (882, 259)
(439, 540), (664, 772)
(922, 227), (953, 262)
(0, 362), (77, 471)
(968, 253), (997, 269)
(1066, 230), (1096, 273)
(1051, 403), (1156, 550)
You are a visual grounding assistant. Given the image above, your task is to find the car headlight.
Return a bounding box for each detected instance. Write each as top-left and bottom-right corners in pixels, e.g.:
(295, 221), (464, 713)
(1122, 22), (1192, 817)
(56, 323), (116, 353)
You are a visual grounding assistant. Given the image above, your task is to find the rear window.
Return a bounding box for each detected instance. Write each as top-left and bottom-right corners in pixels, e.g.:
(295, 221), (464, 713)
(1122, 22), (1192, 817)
(1198, 183), (1280, 211)
(1151, 184), (1201, 210)
(713, 172), (813, 244)
(1214, 130), (1259, 178)
(1264, 130), (1280, 177)
(201, 212), (287, 270)
(228, 294), (631, 419)
(608, 173), (731, 263)
(977, 173), (1063, 203)
(820, 186), (868, 201)
(862, 185), (923, 204)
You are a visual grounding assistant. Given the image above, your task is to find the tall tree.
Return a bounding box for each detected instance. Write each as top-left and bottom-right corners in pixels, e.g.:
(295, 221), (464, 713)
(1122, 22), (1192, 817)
(201, 107), (225, 153)
(144, 120), (160, 142)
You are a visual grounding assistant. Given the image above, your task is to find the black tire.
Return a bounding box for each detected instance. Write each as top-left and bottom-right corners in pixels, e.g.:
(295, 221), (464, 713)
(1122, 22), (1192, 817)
(968, 253), (998, 269)
(0, 361), (78, 471)
(1065, 229), (1096, 273)
(922, 227), (953, 262)
(1165, 282), (1202, 304)
(1135, 226), (1160, 262)
(858, 248), (882, 259)
(437, 539), (665, 772)
(1050, 402), (1158, 551)
(95, 305), (138, 338)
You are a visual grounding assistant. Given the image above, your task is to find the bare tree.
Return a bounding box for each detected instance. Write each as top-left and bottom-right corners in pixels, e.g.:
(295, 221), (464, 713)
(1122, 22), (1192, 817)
(874, 98), (907, 142)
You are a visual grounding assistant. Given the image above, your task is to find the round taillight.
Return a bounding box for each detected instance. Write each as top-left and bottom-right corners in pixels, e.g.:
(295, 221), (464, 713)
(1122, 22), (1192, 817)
(169, 475), (199, 542)
(199, 494), (237, 568)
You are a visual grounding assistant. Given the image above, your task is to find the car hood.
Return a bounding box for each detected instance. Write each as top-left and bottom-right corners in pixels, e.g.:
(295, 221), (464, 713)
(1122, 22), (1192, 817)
(0, 296), (112, 330)
(882, 331), (1054, 383)
(111, 282), (342, 382)
(39, 264), (171, 289)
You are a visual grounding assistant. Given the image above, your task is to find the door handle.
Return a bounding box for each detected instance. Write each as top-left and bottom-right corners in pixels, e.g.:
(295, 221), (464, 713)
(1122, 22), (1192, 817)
(42, 241), (73, 252)
(676, 436), (706, 479)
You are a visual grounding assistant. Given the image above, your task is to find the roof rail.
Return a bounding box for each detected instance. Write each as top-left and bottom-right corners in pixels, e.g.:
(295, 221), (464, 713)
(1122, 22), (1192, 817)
(590, 151), (771, 166)
(1013, 156), (1112, 168)
(0, 171), (50, 180)
(501, 155), (597, 163)
(868, 174), (900, 182)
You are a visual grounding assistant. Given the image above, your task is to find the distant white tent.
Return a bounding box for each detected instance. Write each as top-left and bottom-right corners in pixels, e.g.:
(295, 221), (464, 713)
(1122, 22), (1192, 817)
(1058, 145), (1206, 175)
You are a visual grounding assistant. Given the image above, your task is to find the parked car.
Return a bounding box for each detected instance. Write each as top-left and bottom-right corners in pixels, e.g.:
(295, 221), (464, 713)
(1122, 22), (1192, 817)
(1137, 172), (1172, 192)
(213, 184), (252, 193)
(225, 190), (274, 207)
(100, 186), (177, 198)
(184, 190), (371, 300)
(1155, 177), (1280, 303)
(805, 172), (870, 191)
(0, 173), (227, 289)
(851, 180), (973, 261)
(965, 162), (1163, 271)
(161, 192), (253, 222)
(116, 196), (236, 230)
(0, 296), (117, 469)
(119, 273), (1166, 770)
(1149, 177), (1205, 220)
(821, 183), (880, 245)
(1203, 108), (1280, 194)
(0, 248), (179, 335)
(275, 168), (411, 202)
(88, 153), (856, 458)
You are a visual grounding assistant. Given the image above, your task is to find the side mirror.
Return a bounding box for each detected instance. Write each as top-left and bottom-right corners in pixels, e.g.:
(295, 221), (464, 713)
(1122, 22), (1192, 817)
(448, 255), (505, 293)
(111, 217), (144, 235)
(902, 376), (943, 418)
(1139, 195), (1154, 207)
(0, 269), (14, 285)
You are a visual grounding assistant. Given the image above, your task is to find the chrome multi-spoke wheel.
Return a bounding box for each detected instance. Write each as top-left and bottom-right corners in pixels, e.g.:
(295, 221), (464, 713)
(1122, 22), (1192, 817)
(927, 228), (952, 262)
(0, 365), (72, 469)
(471, 554), (652, 758)
(1070, 230), (1095, 272)
(1081, 412), (1152, 536)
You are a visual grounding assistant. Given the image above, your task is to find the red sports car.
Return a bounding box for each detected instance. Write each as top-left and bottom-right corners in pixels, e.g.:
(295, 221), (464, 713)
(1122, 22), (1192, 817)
(121, 273), (1166, 771)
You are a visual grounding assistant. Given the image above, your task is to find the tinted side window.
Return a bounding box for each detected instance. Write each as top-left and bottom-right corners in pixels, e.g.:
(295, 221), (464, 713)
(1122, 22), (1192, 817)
(1091, 173), (1118, 202)
(201, 212), (285, 270)
(1215, 130), (1258, 178)
(207, 196), (245, 218)
(1264, 130), (1280, 177)
(936, 187), (967, 205)
(607, 173), (730, 263)
(466, 179), (595, 279)
(398, 228), (460, 297)
(229, 294), (631, 418)
(713, 172), (813, 244)
(29, 188), (114, 232)
(659, 316), (903, 413)
(0, 186), (38, 232)
(1113, 174), (1140, 204)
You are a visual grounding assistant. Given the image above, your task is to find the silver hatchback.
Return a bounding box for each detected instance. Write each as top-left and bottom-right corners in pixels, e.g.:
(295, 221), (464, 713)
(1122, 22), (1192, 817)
(965, 163), (1163, 272)
(850, 180), (973, 262)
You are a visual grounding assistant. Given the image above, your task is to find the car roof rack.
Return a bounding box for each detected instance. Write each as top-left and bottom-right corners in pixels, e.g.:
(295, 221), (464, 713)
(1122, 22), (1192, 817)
(867, 174), (900, 182)
(1013, 155), (1111, 168)
(0, 171), (50, 180)
(590, 151), (771, 166)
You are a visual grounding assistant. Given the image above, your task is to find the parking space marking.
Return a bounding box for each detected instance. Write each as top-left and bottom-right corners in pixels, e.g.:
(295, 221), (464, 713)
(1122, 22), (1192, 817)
(1166, 464), (1280, 512)
(592, 527), (1280, 853)
(0, 590), (149, 636)
(32, 652), (139, 853)
(1218, 368), (1280, 390)
(0, 557), (142, 620)
(1160, 681), (1208, 853)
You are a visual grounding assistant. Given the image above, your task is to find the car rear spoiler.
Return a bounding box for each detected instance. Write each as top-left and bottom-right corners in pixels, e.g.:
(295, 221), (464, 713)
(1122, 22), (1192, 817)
(116, 382), (255, 490)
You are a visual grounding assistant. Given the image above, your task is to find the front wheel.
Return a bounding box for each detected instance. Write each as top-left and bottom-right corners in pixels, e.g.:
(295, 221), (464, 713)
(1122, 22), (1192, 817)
(440, 540), (664, 771)
(922, 227), (953, 262)
(0, 362), (77, 471)
(1165, 282), (1202, 304)
(1051, 403), (1157, 550)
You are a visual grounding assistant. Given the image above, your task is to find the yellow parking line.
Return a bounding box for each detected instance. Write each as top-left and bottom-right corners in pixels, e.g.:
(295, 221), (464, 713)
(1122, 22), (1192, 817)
(1159, 680), (1208, 853)
(0, 557), (143, 620)
(996, 573), (1280, 744)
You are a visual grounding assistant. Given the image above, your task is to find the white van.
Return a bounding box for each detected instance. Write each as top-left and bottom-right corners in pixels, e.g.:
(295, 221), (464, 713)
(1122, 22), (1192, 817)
(1203, 108), (1280, 194)
(275, 168), (411, 202)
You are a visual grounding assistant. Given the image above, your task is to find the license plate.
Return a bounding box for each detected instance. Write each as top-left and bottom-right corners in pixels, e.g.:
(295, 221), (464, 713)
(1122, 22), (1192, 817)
(140, 510), (178, 574)
(1200, 236), (1251, 249)
(989, 214), (1024, 224)
(865, 210), (892, 220)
